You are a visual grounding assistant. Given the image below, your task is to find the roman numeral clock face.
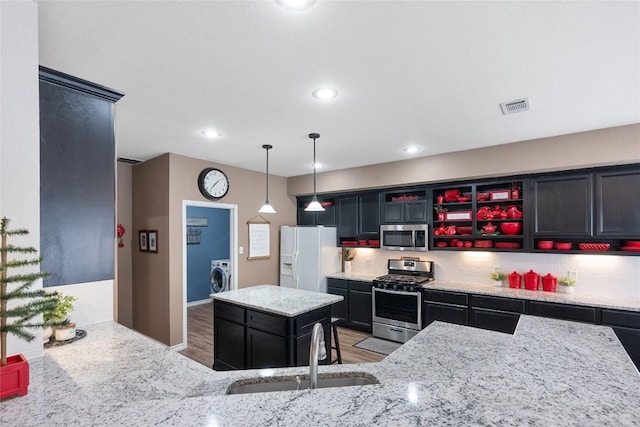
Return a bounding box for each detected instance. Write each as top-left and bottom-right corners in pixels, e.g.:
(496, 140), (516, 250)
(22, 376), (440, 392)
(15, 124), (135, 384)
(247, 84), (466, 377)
(198, 168), (230, 200)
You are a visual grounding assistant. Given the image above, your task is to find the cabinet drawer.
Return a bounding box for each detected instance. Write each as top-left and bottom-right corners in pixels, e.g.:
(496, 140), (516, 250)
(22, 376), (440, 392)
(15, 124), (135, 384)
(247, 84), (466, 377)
(214, 301), (245, 323)
(424, 302), (468, 327)
(247, 309), (288, 336)
(295, 307), (330, 336)
(350, 280), (372, 293)
(423, 290), (468, 306)
(470, 308), (520, 334)
(327, 278), (348, 290)
(602, 309), (640, 329)
(527, 301), (597, 323)
(470, 295), (525, 314)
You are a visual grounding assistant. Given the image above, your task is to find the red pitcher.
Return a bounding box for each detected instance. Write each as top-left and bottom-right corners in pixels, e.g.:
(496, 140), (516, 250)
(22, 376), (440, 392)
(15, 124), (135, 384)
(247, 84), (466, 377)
(508, 271), (522, 289)
(523, 270), (540, 291)
(542, 274), (557, 292)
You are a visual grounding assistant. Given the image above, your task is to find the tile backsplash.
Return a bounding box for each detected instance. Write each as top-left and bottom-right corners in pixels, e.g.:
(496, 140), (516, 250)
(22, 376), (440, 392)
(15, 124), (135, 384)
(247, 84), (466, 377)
(345, 248), (640, 299)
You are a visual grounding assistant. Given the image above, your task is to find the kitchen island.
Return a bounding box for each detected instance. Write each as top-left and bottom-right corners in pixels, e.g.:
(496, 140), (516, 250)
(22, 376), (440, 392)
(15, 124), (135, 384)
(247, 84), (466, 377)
(3, 314), (639, 426)
(211, 285), (343, 370)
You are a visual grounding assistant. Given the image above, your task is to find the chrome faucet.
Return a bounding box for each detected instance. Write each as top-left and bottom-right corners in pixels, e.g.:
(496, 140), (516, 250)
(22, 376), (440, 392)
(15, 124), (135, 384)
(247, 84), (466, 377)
(309, 322), (327, 389)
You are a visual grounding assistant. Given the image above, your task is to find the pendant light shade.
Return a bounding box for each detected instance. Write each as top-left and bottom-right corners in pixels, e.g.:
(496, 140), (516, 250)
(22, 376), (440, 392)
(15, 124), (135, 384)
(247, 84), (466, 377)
(304, 133), (325, 212)
(258, 144), (276, 214)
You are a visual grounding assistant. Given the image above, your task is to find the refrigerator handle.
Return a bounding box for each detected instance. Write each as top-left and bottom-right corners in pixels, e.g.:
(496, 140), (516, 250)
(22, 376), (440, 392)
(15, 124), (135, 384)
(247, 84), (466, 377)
(292, 229), (298, 288)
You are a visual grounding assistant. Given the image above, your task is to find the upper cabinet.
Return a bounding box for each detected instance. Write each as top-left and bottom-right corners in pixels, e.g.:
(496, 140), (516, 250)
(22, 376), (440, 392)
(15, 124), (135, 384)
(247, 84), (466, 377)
(432, 180), (527, 252)
(531, 174), (593, 237)
(595, 169), (640, 237)
(381, 189), (428, 224)
(336, 192), (380, 246)
(296, 196), (336, 226)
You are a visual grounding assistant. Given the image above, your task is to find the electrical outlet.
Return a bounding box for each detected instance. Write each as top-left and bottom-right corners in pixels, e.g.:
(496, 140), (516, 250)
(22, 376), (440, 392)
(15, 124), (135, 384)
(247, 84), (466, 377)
(239, 246), (244, 255)
(568, 270), (577, 281)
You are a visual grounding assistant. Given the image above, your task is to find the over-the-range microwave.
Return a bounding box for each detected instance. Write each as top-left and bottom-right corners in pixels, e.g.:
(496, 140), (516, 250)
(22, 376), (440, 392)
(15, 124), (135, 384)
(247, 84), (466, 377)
(380, 224), (428, 251)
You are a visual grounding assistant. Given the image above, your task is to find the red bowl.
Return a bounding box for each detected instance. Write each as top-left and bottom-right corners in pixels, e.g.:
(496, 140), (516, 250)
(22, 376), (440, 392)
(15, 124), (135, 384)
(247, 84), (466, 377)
(537, 241), (554, 250)
(500, 222), (522, 235)
(457, 196), (470, 202)
(476, 192), (490, 201)
(554, 242), (572, 250)
(626, 241), (640, 247)
(435, 241), (448, 248)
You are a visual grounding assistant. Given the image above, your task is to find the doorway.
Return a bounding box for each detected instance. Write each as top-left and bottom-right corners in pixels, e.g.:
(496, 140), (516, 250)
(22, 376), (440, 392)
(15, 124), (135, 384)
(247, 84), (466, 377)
(181, 200), (238, 352)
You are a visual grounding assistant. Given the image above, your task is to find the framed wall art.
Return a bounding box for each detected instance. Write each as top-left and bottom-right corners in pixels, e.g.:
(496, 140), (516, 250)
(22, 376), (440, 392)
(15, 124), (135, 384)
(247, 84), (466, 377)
(147, 230), (158, 253)
(139, 230), (148, 252)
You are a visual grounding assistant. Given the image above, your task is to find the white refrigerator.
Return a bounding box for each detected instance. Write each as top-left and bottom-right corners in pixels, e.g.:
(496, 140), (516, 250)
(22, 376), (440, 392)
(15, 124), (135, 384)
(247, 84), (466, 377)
(280, 226), (340, 293)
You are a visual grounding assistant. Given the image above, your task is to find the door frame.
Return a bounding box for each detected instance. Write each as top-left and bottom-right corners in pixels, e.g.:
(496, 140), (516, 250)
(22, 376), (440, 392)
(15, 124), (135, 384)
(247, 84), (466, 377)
(181, 199), (238, 350)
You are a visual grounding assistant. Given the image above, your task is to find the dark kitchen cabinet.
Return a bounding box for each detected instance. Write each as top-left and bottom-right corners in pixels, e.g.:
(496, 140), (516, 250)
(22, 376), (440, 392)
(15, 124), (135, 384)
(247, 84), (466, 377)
(39, 67), (124, 287)
(213, 300), (332, 370)
(297, 196), (336, 226)
(422, 290), (468, 327)
(336, 192), (380, 245)
(469, 295), (525, 334)
(595, 169), (640, 237)
(381, 189), (427, 224)
(527, 301), (598, 323)
(601, 308), (640, 369)
(327, 278), (372, 332)
(531, 174), (593, 237)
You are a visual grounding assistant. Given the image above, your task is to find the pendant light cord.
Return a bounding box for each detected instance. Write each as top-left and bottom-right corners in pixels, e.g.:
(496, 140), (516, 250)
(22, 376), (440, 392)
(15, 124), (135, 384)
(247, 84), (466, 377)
(312, 136), (317, 195)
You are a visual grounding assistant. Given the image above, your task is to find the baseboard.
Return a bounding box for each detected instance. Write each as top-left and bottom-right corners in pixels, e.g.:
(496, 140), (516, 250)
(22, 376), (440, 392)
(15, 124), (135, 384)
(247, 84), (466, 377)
(170, 343), (187, 351)
(187, 298), (211, 307)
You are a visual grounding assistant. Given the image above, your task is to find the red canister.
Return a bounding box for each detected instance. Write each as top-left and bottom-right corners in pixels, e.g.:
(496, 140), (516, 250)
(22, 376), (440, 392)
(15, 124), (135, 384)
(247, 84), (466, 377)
(523, 270), (540, 291)
(508, 271), (522, 289)
(541, 274), (557, 292)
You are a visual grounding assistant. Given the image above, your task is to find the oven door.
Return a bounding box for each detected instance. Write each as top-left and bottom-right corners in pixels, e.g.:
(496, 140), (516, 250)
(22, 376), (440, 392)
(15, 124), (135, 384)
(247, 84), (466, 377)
(372, 287), (421, 330)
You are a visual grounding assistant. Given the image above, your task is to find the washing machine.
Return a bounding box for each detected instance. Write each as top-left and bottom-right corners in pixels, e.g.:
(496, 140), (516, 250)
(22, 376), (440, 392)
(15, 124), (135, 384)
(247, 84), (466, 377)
(211, 259), (231, 294)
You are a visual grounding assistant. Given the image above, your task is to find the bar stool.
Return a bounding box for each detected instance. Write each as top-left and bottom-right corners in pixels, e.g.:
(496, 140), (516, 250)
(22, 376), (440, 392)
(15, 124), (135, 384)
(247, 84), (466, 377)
(330, 317), (342, 364)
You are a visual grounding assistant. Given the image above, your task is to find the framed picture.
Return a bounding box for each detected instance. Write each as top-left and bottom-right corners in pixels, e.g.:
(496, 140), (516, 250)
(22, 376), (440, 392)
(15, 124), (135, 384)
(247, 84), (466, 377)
(147, 230), (158, 253)
(139, 231), (148, 252)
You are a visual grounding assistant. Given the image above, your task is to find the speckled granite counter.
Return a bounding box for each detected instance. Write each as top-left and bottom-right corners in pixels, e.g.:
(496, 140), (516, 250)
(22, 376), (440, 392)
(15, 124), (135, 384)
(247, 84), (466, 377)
(426, 280), (640, 312)
(3, 315), (639, 426)
(326, 272), (378, 282)
(211, 284), (343, 317)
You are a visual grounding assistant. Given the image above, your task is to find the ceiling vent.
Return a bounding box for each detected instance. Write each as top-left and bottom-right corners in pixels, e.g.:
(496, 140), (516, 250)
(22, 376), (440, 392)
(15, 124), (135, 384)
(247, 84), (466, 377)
(117, 157), (141, 165)
(500, 97), (530, 115)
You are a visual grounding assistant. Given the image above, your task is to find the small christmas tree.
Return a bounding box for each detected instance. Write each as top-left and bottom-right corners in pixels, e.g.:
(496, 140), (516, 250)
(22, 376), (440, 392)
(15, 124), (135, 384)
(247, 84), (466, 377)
(1, 217), (58, 367)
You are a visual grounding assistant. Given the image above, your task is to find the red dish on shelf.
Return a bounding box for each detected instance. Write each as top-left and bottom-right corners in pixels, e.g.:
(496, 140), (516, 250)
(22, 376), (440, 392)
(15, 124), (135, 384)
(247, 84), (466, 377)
(554, 242), (572, 250)
(620, 246), (640, 252)
(473, 240), (493, 248)
(342, 241), (358, 246)
(368, 240), (380, 246)
(626, 241), (640, 247)
(476, 192), (490, 201)
(495, 242), (521, 249)
(500, 222), (522, 235)
(456, 226), (473, 235)
(444, 189), (461, 202)
(435, 241), (448, 248)
(578, 243), (610, 251)
(537, 240), (554, 250)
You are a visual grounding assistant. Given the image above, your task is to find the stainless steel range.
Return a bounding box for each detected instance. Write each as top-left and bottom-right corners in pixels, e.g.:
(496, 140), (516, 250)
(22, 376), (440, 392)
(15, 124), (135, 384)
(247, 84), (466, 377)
(372, 259), (434, 343)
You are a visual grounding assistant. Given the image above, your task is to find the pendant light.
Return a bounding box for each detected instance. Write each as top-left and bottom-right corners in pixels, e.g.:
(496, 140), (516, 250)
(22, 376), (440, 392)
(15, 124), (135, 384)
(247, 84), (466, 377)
(304, 133), (325, 212)
(258, 144), (276, 214)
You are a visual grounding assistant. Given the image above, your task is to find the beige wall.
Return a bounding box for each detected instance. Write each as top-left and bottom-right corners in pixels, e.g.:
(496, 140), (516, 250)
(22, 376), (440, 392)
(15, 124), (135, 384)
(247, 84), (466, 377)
(132, 154), (171, 344)
(116, 162), (133, 328)
(288, 124), (640, 195)
(131, 153), (295, 346)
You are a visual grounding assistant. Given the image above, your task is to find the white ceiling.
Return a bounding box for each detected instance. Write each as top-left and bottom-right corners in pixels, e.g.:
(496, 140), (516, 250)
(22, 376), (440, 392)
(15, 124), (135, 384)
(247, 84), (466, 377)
(37, 1), (640, 177)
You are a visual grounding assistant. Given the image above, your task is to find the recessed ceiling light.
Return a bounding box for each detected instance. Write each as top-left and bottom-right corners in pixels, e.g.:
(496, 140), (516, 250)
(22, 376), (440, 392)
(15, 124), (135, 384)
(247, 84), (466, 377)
(403, 146), (421, 154)
(201, 130), (221, 138)
(275, 0), (316, 11)
(312, 87), (339, 101)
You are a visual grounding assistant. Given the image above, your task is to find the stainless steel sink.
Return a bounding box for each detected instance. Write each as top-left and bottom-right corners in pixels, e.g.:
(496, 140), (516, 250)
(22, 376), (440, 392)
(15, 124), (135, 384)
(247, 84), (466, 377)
(226, 372), (379, 394)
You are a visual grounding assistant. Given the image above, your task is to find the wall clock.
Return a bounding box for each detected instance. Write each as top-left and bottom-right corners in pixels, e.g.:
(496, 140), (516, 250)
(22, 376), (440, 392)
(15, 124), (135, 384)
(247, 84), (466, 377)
(198, 168), (230, 200)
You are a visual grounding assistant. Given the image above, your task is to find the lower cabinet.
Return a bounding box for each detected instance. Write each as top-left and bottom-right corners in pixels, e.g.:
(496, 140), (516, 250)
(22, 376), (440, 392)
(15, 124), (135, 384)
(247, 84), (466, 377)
(469, 295), (525, 334)
(527, 301), (598, 323)
(422, 290), (468, 327)
(327, 278), (372, 332)
(601, 308), (640, 370)
(213, 300), (331, 371)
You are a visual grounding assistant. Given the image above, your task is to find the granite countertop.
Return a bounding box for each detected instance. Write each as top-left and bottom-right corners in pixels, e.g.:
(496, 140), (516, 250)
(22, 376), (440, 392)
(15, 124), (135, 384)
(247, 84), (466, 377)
(325, 272), (640, 311)
(211, 284), (343, 317)
(426, 280), (640, 312)
(3, 316), (639, 426)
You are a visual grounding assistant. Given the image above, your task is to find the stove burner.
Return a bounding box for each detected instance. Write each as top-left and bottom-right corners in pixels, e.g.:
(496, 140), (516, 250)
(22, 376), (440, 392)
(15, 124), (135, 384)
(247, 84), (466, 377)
(372, 274), (433, 292)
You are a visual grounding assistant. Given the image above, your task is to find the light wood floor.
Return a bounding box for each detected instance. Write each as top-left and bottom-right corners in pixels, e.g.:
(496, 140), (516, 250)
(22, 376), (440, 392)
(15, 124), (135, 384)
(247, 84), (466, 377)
(178, 303), (385, 368)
